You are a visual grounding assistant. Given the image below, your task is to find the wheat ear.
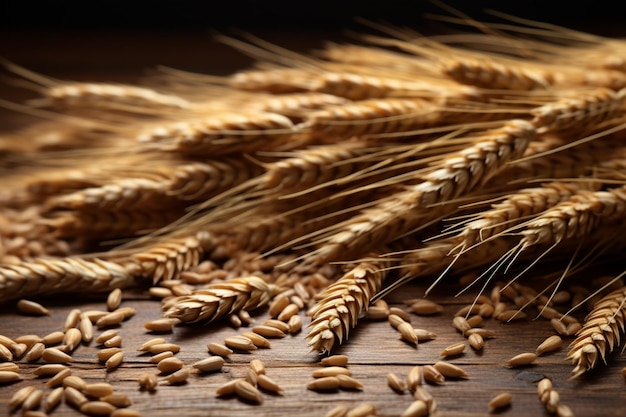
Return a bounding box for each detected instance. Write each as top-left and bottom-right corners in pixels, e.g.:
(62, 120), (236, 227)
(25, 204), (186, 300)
(567, 286), (626, 377)
(306, 261), (387, 353)
(162, 276), (278, 324)
(0, 257), (135, 303)
(305, 119), (535, 263)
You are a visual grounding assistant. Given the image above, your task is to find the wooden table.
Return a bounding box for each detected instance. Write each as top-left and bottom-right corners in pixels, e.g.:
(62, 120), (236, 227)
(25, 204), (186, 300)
(0, 280), (625, 417)
(2, 25), (626, 417)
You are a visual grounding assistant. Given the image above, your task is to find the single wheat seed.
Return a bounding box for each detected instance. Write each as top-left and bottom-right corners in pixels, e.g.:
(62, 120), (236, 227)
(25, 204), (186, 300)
(17, 299), (50, 316)
(387, 372), (406, 393)
(489, 392), (512, 409)
(506, 352), (537, 367)
(321, 354), (349, 367)
(192, 356), (224, 373)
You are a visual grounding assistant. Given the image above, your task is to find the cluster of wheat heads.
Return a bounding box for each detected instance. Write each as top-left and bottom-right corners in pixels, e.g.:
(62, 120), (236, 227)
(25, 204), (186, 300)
(2, 14), (626, 379)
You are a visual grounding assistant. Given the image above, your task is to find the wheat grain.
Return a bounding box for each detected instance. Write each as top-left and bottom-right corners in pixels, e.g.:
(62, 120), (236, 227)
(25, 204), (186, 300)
(0, 363), (19, 373)
(400, 400), (429, 417)
(506, 352), (537, 367)
(101, 393), (133, 408)
(157, 357), (184, 374)
(84, 382), (114, 398)
(192, 356), (224, 373)
(234, 379), (263, 404)
(138, 373), (158, 391)
(489, 392), (512, 410)
(44, 386), (64, 413)
(9, 385), (35, 409)
(207, 342), (233, 357)
(307, 376), (340, 391)
(64, 386), (88, 409)
(321, 354), (349, 367)
(433, 361), (468, 379)
(149, 351), (174, 363)
(387, 372), (406, 393)
(17, 298), (49, 315)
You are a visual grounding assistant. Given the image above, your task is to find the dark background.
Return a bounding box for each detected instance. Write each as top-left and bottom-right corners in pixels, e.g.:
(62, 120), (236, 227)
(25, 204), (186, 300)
(0, 1), (625, 81)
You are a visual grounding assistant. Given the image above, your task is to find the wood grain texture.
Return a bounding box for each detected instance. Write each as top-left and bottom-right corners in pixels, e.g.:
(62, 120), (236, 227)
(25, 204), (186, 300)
(0, 281), (624, 417)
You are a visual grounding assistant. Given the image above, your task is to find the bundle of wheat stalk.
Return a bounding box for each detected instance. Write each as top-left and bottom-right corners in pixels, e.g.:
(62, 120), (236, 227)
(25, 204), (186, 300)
(2, 12), (626, 383)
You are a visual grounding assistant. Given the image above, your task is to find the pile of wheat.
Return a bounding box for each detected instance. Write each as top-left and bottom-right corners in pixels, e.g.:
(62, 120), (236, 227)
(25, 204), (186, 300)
(2, 14), (626, 380)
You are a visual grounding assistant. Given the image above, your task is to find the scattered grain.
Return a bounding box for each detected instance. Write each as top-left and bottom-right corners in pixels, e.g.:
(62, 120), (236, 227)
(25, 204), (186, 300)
(536, 335), (563, 355)
(44, 386), (64, 412)
(97, 347), (122, 362)
(433, 361), (468, 379)
(144, 318), (176, 333)
(321, 354), (349, 367)
(42, 347), (73, 363)
(107, 288), (123, 311)
(25, 342), (45, 362)
(17, 299), (49, 316)
(307, 376), (340, 391)
(207, 342), (233, 356)
(84, 382), (114, 398)
(105, 351), (124, 370)
(312, 366), (352, 378)
(138, 373), (158, 391)
(346, 403), (376, 417)
(407, 366), (422, 391)
(252, 324), (286, 338)
(440, 342), (465, 357)
(63, 375), (87, 391)
(224, 335), (257, 351)
(148, 343), (180, 354)
(262, 319), (290, 333)
(41, 331), (65, 346)
(192, 356), (224, 373)
(336, 374), (363, 390)
(489, 392), (512, 409)
(96, 311), (125, 329)
(137, 337), (164, 351)
(0, 362), (19, 373)
(46, 367), (72, 388)
(21, 388), (43, 411)
(164, 367), (190, 385)
(452, 316), (471, 334)
(506, 352), (537, 367)
(398, 322), (419, 345)
(157, 357), (184, 374)
(400, 400), (429, 417)
(81, 400), (117, 416)
(235, 379), (263, 404)
(410, 300), (444, 315)
(104, 335), (123, 348)
(422, 365), (445, 384)
(9, 385), (35, 409)
(101, 393), (133, 408)
(387, 372), (406, 393)
(0, 344), (13, 361)
(241, 331), (271, 348)
(149, 351), (174, 363)
(468, 333), (484, 351)
(65, 386), (88, 409)
(288, 314), (302, 334)
(215, 379), (241, 396)
(97, 329), (120, 345)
